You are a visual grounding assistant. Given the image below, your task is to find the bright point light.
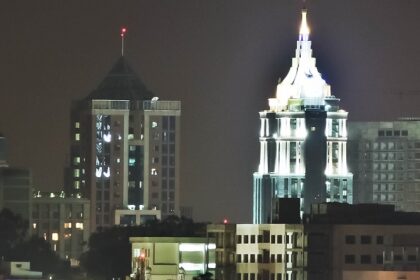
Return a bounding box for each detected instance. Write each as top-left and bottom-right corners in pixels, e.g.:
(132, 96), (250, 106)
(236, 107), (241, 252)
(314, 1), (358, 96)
(179, 243), (205, 252)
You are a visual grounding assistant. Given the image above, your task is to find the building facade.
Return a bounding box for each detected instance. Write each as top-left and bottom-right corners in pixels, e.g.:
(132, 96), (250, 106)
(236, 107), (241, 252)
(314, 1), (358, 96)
(207, 224), (237, 280)
(66, 56), (181, 230)
(253, 10), (353, 223)
(348, 119), (420, 211)
(130, 237), (215, 280)
(236, 224), (304, 280)
(32, 192), (90, 265)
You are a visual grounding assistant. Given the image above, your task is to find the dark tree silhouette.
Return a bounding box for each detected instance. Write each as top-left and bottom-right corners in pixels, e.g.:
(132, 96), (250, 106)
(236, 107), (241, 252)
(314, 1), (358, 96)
(80, 216), (207, 280)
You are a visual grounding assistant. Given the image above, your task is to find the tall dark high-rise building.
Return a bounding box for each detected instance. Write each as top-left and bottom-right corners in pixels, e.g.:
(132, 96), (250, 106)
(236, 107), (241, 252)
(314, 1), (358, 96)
(66, 56), (181, 230)
(253, 10), (353, 223)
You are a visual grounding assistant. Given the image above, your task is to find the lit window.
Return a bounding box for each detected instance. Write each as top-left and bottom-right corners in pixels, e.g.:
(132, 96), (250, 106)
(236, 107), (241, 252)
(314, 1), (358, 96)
(74, 157), (80, 164)
(75, 122), (80, 128)
(32, 223), (37, 229)
(74, 169), (80, 178)
(152, 121), (158, 128)
(151, 168), (158, 175)
(43, 233), (47, 240)
(74, 181), (80, 189)
(75, 133), (80, 141)
(64, 223), (72, 229)
(75, 223), (84, 230)
(116, 158), (120, 163)
(52, 233), (59, 241)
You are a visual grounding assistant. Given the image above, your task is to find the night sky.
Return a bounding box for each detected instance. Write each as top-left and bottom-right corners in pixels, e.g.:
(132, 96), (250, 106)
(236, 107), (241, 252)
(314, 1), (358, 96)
(0, 1), (419, 223)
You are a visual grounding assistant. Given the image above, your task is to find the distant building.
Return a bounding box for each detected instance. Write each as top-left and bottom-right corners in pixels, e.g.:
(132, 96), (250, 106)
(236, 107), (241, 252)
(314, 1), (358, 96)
(129, 236), (215, 280)
(0, 135), (33, 227)
(32, 191), (90, 265)
(66, 56), (181, 231)
(0, 167), (33, 230)
(348, 119), (420, 211)
(0, 134), (6, 167)
(253, 10), (352, 223)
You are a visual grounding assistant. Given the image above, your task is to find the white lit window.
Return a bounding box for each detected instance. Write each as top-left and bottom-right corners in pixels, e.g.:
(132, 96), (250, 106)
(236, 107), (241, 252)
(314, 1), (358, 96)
(74, 169), (80, 178)
(43, 233), (47, 240)
(52, 233), (59, 241)
(151, 168), (158, 175)
(74, 157), (80, 164)
(75, 133), (80, 141)
(116, 158), (120, 163)
(64, 223), (72, 229)
(74, 181), (80, 189)
(32, 223), (37, 229)
(128, 134), (134, 140)
(75, 122), (80, 128)
(152, 121), (158, 128)
(75, 223), (84, 230)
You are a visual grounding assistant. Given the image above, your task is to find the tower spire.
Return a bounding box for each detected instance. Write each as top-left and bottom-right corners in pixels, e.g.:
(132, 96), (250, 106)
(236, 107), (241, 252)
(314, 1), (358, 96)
(299, 9), (310, 41)
(120, 27), (127, 56)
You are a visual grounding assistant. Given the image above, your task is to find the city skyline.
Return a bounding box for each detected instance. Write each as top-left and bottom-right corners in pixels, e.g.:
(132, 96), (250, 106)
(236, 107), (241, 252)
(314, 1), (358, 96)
(1, 1), (420, 223)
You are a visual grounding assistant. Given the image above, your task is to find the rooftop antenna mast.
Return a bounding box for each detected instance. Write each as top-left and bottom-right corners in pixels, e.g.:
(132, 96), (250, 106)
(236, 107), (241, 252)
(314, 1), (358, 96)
(120, 27), (127, 56)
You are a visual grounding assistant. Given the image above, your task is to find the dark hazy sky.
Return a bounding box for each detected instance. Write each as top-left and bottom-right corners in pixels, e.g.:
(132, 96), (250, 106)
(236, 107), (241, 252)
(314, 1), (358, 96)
(0, 0), (419, 223)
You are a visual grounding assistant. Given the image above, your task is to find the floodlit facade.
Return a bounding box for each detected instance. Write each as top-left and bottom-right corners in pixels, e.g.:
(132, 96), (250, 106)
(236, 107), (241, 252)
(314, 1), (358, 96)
(130, 237), (215, 280)
(236, 224), (304, 280)
(32, 191), (90, 265)
(348, 119), (420, 211)
(66, 56), (181, 230)
(253, 10), (353, 223)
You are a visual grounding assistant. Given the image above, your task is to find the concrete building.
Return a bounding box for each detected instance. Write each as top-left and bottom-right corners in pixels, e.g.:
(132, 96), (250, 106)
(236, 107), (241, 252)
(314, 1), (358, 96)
(253, 10), (352, 223)
(207, 223), (236, 280)
(306, 203), (420, 280)
(348, 119), (420, 211)
(130, 237), (215, 280)
(32, 191), (90, 265)
(66, 56), (181, 230)
(236, 224), (304, 280)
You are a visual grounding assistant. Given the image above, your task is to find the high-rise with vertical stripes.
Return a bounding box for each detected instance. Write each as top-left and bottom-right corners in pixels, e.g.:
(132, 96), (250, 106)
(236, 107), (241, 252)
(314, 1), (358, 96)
(253, 10), (353, 223)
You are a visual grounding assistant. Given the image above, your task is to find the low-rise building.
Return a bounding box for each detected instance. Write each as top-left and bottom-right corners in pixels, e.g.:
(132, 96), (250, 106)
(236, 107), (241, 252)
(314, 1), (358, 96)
(130, 236), (215, 280)
(207, 223), (236, 280)
(32, 192), (90, 265)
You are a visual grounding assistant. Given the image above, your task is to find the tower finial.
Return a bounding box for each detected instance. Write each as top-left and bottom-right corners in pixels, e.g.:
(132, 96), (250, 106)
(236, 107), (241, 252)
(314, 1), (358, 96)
(120, 27), (127, 56)
(299, 9), (310, 41)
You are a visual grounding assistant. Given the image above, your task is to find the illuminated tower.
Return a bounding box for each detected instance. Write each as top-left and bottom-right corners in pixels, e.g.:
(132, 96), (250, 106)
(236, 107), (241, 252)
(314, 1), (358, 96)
(67, 56), (181, 230)
(253, 10), (353, 223)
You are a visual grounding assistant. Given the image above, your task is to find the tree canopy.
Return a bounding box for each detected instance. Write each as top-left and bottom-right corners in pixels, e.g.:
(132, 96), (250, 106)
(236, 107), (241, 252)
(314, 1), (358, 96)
(81, 216), (207, 280)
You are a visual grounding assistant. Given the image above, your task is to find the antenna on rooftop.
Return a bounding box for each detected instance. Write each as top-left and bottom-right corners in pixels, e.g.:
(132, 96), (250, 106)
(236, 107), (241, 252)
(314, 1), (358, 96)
(120, 27), (127, 56)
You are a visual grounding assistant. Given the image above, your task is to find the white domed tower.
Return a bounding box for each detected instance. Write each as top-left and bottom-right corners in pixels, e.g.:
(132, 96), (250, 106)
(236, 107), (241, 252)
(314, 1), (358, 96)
(253, 10), (353, 223)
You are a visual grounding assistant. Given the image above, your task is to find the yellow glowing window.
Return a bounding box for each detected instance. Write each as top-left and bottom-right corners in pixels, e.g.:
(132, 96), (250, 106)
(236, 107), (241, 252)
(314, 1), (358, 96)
(64, 223), (72, 229)
(75, 223), (84, 230)
(52, 233), (59, 241)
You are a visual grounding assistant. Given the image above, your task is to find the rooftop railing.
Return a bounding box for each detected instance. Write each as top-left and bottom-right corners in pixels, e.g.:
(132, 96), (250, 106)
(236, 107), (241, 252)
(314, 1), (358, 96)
(143, 100), (181, 111)
(91, 100), (129, 110)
